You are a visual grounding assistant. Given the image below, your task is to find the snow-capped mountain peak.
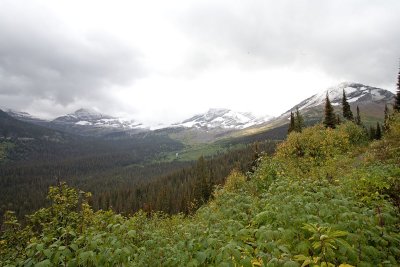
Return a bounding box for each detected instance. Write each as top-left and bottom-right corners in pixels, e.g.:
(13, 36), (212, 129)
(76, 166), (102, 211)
(176, 108), (272, 129)
(52, 108), (144, 130)
(53, 108), (112, 123)
(292, 82), (393, 112)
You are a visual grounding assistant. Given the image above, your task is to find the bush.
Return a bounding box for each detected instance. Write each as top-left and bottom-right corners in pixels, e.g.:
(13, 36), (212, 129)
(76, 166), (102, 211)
(223, 170), (246, 192)
(337, 121), (369, 146)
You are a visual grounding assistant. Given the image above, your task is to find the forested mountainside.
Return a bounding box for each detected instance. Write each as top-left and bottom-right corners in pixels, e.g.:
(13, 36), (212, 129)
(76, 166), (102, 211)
(1, 111), (399, 266)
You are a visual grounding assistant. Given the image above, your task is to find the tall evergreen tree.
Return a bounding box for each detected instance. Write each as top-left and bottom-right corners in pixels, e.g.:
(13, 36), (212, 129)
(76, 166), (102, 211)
(323, 93), (336, 128)
(395, 66), (400, 112)
(375, 122), (382, 140)
(369, 125), (376, 140)
(193, 156), (211, 206)
(342, 90), (354, 120)
(250, 142), (262, 172)
(384, 104), (390, 132)
(336, 114), (341, 125)
(288, 111), (295, 134)
(294, 107), (304, 132)
(355, 105), (362, 125)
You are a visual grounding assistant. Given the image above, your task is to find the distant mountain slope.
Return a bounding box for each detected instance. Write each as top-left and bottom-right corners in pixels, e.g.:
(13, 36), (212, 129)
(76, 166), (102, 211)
(51, 108), (146, 136)
(231, 82), (395, 141)
(5, 109), (50, 126)
(174, 108), (272, 129)
(288, 82), (393, 113)
(159, 108), (273, 145)
(0, 109), (67, 141)
(280, 82), (394, 125)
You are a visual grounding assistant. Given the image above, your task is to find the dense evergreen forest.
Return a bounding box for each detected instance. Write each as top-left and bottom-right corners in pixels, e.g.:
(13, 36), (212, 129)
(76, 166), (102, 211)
(1, 107), (399, 266)
(0, 113), (186, 220)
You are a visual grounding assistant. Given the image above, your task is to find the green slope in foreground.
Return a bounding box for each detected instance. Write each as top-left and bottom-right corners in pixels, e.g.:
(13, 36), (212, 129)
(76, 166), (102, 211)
(1, 114), (400, 266)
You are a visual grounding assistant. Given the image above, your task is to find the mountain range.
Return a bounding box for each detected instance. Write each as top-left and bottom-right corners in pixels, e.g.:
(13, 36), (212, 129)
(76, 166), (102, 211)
(2, 82), (396, 141)
(4, 107), (273, 137)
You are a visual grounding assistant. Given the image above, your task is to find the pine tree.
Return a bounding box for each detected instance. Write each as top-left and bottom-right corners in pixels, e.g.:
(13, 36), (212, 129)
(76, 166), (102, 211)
(369, 125), (376, 140)
(251, 142), (261, 171)
(193, 156), (211, 206)
(288, 111), (295, 134)
(342, 90), (354, 120)
(294, 107), (304, 132)
(384, 104), (390, 132)
(375, 122), (382, 140)
(355, 105), (362, 125)
(336, 114), (341, 125)
(395, 66), (400, 112)
(323, 93), (336, 128)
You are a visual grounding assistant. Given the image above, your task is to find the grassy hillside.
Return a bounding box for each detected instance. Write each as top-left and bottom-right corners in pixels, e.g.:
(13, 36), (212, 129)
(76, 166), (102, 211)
(1, 113), (400, 266)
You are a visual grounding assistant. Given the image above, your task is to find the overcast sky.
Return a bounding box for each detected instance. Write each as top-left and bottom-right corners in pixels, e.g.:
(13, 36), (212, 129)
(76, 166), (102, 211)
(0, 0), (399, 125)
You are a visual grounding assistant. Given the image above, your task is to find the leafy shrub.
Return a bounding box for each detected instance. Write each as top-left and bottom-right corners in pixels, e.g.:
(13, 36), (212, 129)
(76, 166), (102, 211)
(223, 170), (246, 192)
(337, 121), (369, 146)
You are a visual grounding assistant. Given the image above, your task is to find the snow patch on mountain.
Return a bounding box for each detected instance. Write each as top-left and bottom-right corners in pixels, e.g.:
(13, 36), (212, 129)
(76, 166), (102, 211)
(176, 108), (272, 129)
(53, 108), (145, 130)
(291, 82), (393, 112)
(75, 121), (92, 126)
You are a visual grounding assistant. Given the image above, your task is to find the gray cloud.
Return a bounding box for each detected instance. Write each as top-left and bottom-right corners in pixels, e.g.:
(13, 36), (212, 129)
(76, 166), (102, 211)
(0, 0), (399, 123)
(178, 0), (400, 87)
(0, 2), (144, 113)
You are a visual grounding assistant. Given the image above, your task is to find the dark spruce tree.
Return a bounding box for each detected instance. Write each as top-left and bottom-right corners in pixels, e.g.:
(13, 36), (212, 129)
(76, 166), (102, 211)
(342, 89), (354, 120)
(375, 122), (382, 140)
(369, 125), (376, 140)
(395, 66), (400, 112)
(384, 104), (390, 132)
(288, 111), (295, 134)
(193, 156), (211, 207)
(355, 105), (362, 125)
(336, 114), (341, 125)
(323, 93), (336, 128)
(294, 107), (304, 133)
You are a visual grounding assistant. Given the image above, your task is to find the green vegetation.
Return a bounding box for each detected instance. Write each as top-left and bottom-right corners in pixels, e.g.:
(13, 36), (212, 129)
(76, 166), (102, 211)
(1, 112), (399, 266)
(0, 141), (14, 161)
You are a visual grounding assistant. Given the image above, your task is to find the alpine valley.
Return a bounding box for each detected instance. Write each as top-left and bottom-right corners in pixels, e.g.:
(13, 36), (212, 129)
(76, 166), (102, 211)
(1, 79), (400, 266)
(0, 82), (396, 219)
